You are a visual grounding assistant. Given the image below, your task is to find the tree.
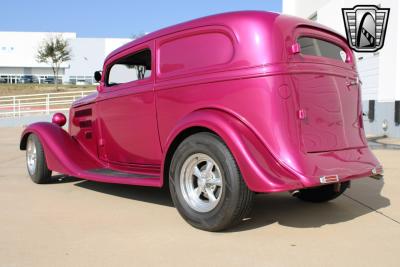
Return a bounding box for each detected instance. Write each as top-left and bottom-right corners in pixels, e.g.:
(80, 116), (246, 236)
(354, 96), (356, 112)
(36, 35), (71, 90)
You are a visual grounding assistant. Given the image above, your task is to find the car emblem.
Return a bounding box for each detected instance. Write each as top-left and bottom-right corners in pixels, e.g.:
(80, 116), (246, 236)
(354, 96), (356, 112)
(342, 5), (390, 52)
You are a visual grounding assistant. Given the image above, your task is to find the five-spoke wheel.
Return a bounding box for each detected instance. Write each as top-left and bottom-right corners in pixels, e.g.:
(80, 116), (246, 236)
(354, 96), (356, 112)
(26, 136), (38, 176)
(180, 153), (224, 213)
(25, 134), (52, 184)
(169, 132), (254, 231)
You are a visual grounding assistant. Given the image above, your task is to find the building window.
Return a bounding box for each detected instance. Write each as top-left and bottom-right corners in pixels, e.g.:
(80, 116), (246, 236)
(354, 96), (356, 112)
(395, 101), (400, 126)
(368, 100), (375, 122)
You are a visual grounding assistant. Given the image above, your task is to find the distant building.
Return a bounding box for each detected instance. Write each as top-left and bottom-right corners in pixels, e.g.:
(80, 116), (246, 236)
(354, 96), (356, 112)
(0, 31), (131, 85)
(283, 0), (400, 137)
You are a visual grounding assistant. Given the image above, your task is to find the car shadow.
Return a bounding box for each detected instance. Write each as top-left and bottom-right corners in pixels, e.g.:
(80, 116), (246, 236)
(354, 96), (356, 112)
(57, 176), (389, 232)
(74, 180), (174, 207)
(228, 179), (390, 232)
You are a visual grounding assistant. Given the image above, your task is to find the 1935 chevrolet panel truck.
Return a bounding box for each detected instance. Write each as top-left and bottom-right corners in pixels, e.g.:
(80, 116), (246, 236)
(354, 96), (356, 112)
(20, 11), (382, 231)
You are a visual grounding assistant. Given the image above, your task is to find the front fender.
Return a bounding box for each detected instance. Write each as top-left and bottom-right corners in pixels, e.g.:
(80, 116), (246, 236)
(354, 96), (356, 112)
(162, 109), (302, 192)
(20, 122), (102, 176)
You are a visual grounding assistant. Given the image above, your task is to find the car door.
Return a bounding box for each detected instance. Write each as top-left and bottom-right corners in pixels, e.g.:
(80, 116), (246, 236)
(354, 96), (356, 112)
(291, 30), (365, 153)
(96, 41), (162, 166)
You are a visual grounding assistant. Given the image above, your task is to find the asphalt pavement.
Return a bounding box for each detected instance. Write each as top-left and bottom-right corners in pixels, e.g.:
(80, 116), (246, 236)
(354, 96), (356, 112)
(0, 127), (399, 267)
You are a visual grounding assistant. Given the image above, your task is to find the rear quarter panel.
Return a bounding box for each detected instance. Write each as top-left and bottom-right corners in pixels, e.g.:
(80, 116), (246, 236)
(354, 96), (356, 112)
(154, 14), (380, 191)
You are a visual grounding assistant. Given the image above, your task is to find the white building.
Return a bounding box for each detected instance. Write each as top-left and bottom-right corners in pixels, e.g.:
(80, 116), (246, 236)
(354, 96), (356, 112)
(0, 31), (131, 84)
(283, 0), (400, 137)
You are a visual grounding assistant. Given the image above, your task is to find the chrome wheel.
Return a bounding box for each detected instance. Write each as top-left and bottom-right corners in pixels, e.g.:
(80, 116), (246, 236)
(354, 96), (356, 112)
(180, 153), (224, 213)
(26, 137), (37, 175)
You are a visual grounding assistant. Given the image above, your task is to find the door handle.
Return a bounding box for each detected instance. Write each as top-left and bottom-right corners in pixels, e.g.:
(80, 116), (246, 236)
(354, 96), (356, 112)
(347, 76), (362, 86)
(347, 81), (357, 86)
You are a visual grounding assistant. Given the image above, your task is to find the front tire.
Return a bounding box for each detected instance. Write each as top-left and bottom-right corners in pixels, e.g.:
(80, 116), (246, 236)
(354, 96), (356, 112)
(26, 134), (52, 184)
(169, 132), (254, 231)
(295, 181), (350, 203)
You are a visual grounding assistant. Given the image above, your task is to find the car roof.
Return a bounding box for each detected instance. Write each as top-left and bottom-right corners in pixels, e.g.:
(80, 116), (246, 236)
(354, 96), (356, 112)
(105, 11), (280, 61)
(104, 10), (346, 65)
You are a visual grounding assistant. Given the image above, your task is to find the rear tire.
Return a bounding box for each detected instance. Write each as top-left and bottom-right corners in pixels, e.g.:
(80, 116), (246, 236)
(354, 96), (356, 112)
(26, 134), (52, 184)
(295, 181), (350, 203)
(169, 132), (254, 231)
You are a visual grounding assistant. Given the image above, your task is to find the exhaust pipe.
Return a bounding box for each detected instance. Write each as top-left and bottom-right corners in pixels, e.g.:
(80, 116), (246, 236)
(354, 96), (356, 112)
(291, 190), (300, 197)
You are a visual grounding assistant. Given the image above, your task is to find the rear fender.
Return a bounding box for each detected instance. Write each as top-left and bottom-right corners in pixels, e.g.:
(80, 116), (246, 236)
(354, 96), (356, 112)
(20, 122), (102, 176)
(162, 109), (302, 192)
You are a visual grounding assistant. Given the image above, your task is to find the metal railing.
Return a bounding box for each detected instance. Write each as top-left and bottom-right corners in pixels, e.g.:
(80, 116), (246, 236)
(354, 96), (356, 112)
(0, 90), (95, 118)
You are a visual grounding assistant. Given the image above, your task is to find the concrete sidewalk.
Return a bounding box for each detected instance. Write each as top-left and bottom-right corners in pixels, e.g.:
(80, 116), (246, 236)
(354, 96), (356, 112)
(375, 137), (400, 146)
(0, 114), (56, 127)
(0, 127), (399, 267)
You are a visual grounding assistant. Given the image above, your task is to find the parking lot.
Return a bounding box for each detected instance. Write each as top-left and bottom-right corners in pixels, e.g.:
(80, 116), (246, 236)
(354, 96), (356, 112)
(0, 127), (399, 267)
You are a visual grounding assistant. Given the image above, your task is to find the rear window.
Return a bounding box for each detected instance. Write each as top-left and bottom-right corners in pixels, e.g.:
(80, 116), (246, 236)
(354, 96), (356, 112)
(298, 37), (347, 62)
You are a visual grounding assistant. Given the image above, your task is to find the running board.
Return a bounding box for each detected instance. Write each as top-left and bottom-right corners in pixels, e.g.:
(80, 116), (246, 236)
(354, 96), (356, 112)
(79, 168), (161, 187)
(87, 168), (158, 179)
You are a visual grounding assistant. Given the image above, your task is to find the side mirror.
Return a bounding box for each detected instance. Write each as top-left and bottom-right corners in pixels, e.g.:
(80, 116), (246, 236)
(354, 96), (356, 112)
(94, 71), (102, 82)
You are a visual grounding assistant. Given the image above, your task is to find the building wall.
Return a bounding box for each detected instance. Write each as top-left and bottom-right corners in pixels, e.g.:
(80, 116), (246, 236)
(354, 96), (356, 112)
(283, 0), (400, 137)
(362, 101), (400, 137)
(0, 31), (132, 84)
(65, 37), (131, 83)
(0, 31), (76, 68)
(283, 0), (331, 19)
(105, 38), (131, 58)
(0, 67), (60, 76)
(66, 38), (105, 77)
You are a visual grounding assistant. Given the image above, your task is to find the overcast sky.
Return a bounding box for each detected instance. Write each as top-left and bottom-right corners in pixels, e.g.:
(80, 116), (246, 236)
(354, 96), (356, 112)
(0, 0), (282, 38)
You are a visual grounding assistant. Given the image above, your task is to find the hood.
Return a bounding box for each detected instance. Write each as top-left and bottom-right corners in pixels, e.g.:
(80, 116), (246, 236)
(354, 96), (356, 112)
(72, 92), (98, 108)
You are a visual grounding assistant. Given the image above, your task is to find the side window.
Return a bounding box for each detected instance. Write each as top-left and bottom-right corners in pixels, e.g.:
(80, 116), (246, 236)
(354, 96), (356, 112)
(159, 31), (234, 76)
(107, 49), (151, 86)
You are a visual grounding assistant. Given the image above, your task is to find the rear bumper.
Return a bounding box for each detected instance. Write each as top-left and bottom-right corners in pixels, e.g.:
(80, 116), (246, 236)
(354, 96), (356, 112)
(243, 142), (383, 193)
(267, 146), (381, 192)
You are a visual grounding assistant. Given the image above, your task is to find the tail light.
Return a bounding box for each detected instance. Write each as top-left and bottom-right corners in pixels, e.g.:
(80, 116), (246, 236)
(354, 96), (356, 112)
(320, 175), (339, 184)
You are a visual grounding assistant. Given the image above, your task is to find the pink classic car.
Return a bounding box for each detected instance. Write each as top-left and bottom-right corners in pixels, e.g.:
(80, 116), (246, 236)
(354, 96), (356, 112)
(20, 11), (382, 231)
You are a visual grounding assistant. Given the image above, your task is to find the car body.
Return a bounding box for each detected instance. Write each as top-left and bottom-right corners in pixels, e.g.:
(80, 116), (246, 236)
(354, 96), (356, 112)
(43, 77), (55, 84)
(20, 11), (382, 230)
(19, 75), (39, 84)
(43, 76), (62, 84)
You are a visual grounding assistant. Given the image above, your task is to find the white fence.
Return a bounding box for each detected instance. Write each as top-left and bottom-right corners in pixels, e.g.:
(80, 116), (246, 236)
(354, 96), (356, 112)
(0, 90), (95, 118)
